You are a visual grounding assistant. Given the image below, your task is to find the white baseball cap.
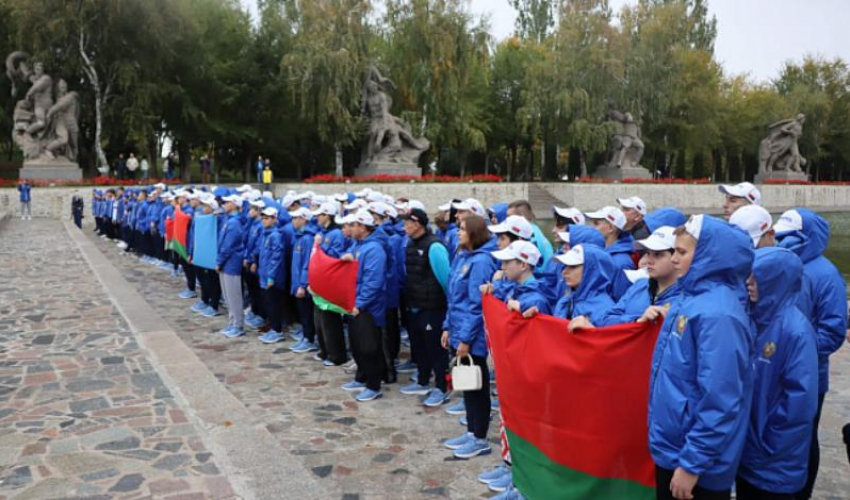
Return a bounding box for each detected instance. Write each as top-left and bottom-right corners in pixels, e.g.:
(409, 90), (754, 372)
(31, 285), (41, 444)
(719, 182), (762, 206)
(249, 199), (266, 209)
(634, 226), (677, 251)
(555, 244), (585, 266)
(352, 209), (376, 227)
(617, 196), (648, 215)
(438, 201), (453, 212)
(236, 184), (253, 193)
(773, 209), (803, 234)
(365, 191), (385, 203)
(354, 188), (373, 198)
(552, 206), (585, 225)
(289, 207), (312, 220)
(367, 201), (390, 218)
(202, 199), (219, 210)
(344, 199), (368, 211)
(246, 190), (262, 201)
(453, 198), (487, 218)
(729, 205), (774, 247)
(556, 231), (571, 244)
(684, 214), (704, 240)
(185, 191), (200, 200)
(222, 194), (243, 204)
(488, 215), (533, 240)
(153, 183), (167, 190)
(585, 206), (627, 230)
(312, 202), (339, 217)
(491, 240), (541, 267)
(281, 194), (298, 209)
(333, 193), (349, 203)
(261, 207), (279, 217)
(625, 268), (649, 283)
(408, 200), (425, 211)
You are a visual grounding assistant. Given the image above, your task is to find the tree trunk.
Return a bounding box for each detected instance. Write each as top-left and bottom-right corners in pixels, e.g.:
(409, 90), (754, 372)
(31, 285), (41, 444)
(335, 144), (343, 177)
(79, 29), (108, 174)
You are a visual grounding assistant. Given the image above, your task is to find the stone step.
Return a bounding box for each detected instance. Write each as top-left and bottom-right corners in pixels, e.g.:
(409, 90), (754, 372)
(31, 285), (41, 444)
(527, 184), (570, 219)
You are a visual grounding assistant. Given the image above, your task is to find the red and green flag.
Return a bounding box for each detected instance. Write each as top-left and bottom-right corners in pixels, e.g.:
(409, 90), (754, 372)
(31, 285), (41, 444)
(307, 243), (358, 315)
(482, 294), (660, 499)
(166, 208), (191, 260)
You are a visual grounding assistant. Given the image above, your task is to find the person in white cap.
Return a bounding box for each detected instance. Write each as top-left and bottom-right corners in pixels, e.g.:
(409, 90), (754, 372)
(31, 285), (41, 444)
(551, 206), (585, 242)
(585, 205), (635, 301)
(452, 198), (487, 223)
(729, 205), (775, 249)
(573, 226), (682, 329)
(617, 196), (648, 233)
(242, 199), (268, 331)
(217, 194), (247, 337)
(506, 200), (554, 266)
(719, 182), (762, 219)
(484, 241), (552, 318)
(255, 207), (288, 344)
(288, 207), (319, 354)
(367, 202), (403, 383)
(552, 244), (616, 325)
(311, 202), (349, 366)
(488, 215), (533, 251)
(340, 210), (389, 402)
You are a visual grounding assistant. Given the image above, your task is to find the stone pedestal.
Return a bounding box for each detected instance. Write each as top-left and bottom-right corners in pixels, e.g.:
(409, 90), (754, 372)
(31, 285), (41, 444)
(593, 164), (652, 181)
(355, 161), (421, 178)
(754, 170), (808, 184)
(20, 162), (83, 181)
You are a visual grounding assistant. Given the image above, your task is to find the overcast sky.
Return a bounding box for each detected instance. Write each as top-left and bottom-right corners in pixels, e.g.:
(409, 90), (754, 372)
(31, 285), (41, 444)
(241, 0), (850, 83)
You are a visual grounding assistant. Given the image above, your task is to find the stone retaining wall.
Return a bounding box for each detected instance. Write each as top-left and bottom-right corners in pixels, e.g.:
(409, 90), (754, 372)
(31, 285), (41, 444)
(3, 182), (850, 221)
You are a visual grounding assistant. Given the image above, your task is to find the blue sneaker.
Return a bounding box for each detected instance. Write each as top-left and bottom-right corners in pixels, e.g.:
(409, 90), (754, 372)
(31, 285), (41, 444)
(322, 359), (336, 367)
(355, 388), (383, 402)
(491, 397), (500, 411)
(219, 325), (237, 336)
(453, 438), (491, 459)
(260, 331), (284, 344)
(169, 268), (179, 278)
(305, 341), (319, 352)
(246, 316), (265, 330)
(289, 329), (304, 342)
(478, 465), (510, 484)
(291, 339), (315, 354)
(158, 261), (172, 270)
(459, 415), (467, 427)
(491, 485), (524, 500)
(201, 306), (221, 317)
(423, 389), (450, 407)
(245, 311), (258, 322)
(224, 328), (245, 338)
(443, 432), (473, 450)
(488, 471), (513, 492)
(395, 360), (417, 373)
(446, 400), (466, 416)
(409, 373), (419, 384)
(191, 301), (206, 313)
(341, 380), (366, 392)
(400, 383), (430, 396)
(179, 289), (197, 299)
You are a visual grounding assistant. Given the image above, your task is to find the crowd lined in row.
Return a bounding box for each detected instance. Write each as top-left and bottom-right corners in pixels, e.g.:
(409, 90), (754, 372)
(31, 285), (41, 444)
(89, 181), (847, 500)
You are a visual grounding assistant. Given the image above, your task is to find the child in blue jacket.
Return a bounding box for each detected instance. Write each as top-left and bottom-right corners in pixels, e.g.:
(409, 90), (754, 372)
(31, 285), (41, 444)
(289, 207), (318, 354)
(737, 247), (818, 498)
(553, 244), (615, 325)
(256, 207), (289, 344)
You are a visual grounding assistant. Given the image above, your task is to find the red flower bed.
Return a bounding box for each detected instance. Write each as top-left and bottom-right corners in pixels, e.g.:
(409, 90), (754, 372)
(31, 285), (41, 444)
(0, 176), (181, 188)
(575, 177), (712, 184)
(304, 174), (504, 184)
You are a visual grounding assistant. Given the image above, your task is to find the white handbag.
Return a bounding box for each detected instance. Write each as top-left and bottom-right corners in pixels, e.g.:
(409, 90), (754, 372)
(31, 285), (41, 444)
(451, 355), (483, 392)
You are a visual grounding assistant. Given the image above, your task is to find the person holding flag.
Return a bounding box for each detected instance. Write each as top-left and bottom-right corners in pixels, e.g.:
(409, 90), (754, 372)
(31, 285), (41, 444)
(311, 202), (348, 366)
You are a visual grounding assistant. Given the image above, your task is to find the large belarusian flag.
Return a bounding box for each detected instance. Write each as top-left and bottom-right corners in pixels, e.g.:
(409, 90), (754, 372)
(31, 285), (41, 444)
(192, 214), (218, 270)
(167, 208), (191, 260)
(482, 294), (660, 500)
(307, 243), (357, 315)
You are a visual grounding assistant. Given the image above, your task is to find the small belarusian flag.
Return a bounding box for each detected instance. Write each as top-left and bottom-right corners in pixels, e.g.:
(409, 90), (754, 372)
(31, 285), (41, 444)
(167, 208), (191, 260)
(308, 243), (357, 314)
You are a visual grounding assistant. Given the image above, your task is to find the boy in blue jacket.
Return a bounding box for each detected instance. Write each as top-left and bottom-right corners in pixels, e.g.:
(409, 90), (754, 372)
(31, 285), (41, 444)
(368, 202), (402, 383)
(289, 207), (319, 354)
(737, 247), (818, 499)
(553, 244), (615, 325)
(217, 194), (247, 338)
(649, 215), (754, 500)
(311, 203), (348, 366)
(340, 211), (388, 402)
(256, 207), (289, 344)
(773, 207), (848, 498)
(485, 240), (552, 317)
(585, 206), (635, 302)
(243, 200), (266, 330)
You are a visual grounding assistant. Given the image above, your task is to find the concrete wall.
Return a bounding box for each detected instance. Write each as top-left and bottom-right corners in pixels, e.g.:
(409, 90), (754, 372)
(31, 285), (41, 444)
(4, 182), (850, 221)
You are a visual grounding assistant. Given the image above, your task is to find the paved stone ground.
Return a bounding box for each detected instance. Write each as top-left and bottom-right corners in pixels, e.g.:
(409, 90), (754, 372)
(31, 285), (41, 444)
(82, 224), (499, 500)
(0, 220), (236, 499)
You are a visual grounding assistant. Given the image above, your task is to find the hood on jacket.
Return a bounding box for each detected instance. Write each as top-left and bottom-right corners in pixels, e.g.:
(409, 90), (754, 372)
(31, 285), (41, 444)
(776, 208), (830, 264)
(490, 203), (509, 223)
(569, 224), (605, 248)
(606, 230), (634, 255)
(645, 207), (687, 233)
(751, 247), (804, 329)
(571, 244), (616, 302)
(679, 215), (754, 296)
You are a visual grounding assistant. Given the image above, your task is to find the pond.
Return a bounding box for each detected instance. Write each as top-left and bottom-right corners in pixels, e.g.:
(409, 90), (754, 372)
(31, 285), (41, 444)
(537, 212), (850, 282)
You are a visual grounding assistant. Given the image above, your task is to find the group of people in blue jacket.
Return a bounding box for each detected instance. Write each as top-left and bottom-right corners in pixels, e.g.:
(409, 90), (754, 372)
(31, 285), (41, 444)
(90, 180), (847, 500)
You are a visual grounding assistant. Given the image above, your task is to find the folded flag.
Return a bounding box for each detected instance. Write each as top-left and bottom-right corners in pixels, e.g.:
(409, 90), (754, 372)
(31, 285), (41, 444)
(308, 243), (357, 314)
(192, 214), (218, 270)
(166, 208), (191, 260)
(483, 294), (660, 500)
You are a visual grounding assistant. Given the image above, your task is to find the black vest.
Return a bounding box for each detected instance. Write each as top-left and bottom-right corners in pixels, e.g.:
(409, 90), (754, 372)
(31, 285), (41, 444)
(404, 232), (447, 310)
